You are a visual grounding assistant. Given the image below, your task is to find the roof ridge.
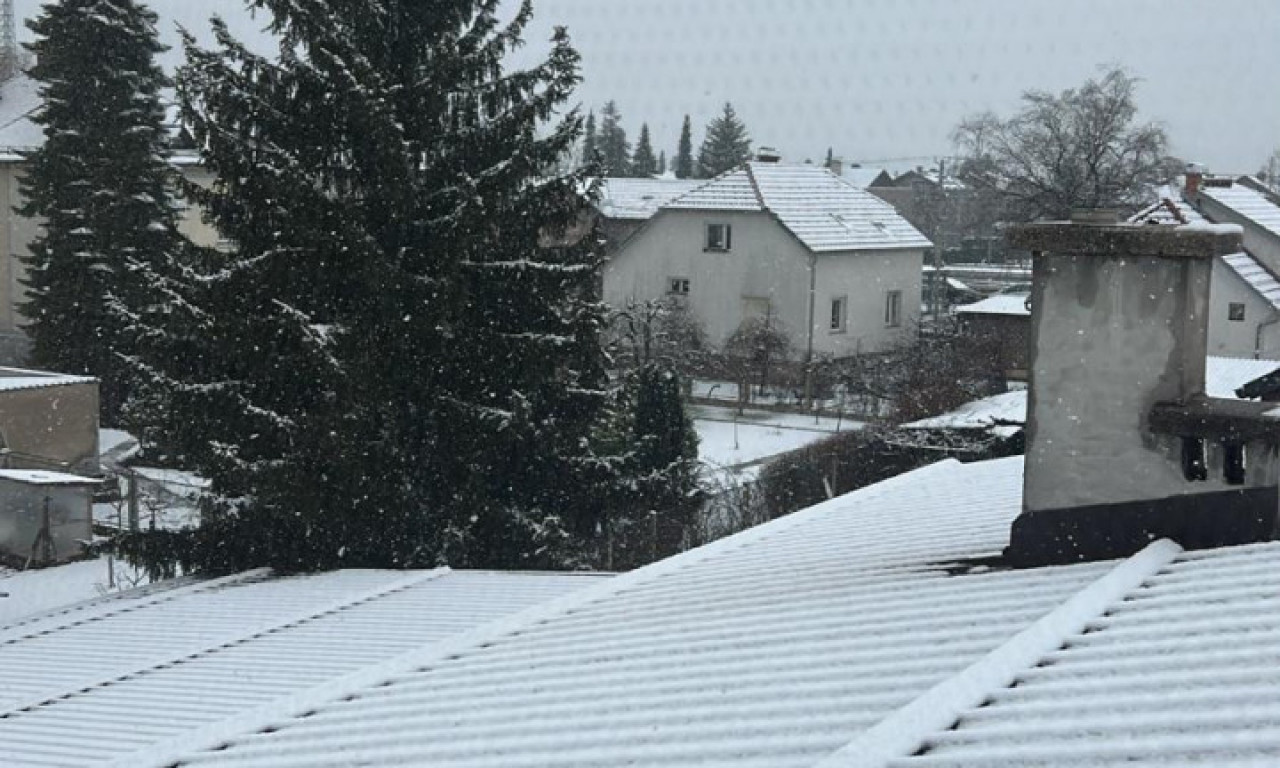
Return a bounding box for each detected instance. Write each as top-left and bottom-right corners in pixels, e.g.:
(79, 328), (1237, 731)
(0, 568), (452, 721)
(744, 162), (767, 209)
(811, 538), (1183, 768)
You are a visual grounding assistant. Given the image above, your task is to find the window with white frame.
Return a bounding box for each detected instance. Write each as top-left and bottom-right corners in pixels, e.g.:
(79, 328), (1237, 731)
(668, 276), (690, 296)
(884, 290), (902, 327)
(705, 223), (732, 251)
(830, 296), (847, 332)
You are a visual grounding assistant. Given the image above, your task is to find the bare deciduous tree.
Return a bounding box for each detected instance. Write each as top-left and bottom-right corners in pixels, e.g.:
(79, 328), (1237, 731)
(952, 68), (1180, 221)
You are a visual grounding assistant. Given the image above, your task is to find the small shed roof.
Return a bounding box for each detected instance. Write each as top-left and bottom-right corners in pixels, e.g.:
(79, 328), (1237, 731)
(0, 469), (99, 486)
(954, 294), (1031, 317)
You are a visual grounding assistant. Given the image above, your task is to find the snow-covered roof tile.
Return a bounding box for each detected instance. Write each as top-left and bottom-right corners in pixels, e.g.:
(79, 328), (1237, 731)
(1204, 355), (1280, 398)
(0, 568), (606, 767)
(597, 178), (701, 220)
(1128, 188), (1206, 226)
(665, 162), (932, 252)
(954, 294), (1030, 317)
(1200, 182), (1280, 241)
(903, 390), (1027, 436)
(1222, 250), (1280, 311)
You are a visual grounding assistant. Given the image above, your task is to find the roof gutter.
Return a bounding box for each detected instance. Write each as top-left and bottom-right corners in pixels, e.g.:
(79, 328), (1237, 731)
(804, 252), (816, 406)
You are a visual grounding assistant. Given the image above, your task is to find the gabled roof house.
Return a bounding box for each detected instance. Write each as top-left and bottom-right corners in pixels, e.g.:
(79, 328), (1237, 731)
(603, 159), (931, 359)
(4, 214), (1280, 767)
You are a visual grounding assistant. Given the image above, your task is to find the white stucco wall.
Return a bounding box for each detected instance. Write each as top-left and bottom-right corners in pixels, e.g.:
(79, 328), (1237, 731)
(814, 248), (922, 356)
(0, 161), (221, 337)
(1024, 252), (1216, 513)
(603, 209), (924, 359)
(1207, 258), (1280, 358)
(603, 209), (811, 347)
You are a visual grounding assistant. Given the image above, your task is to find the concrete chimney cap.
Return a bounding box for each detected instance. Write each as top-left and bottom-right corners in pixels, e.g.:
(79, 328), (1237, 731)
(1007, 220), (1242, 260)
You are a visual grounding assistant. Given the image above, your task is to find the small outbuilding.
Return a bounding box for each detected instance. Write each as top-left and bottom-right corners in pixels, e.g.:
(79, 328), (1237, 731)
(0, 468), (98, 566)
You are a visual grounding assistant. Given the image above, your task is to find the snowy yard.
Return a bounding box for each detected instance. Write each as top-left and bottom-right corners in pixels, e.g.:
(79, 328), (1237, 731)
(692, 404), (859, 469)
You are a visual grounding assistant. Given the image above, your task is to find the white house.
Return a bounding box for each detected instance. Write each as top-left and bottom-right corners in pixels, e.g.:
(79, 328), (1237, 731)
(1145, 174), (1280, 358)
(602, 160), (931, 360)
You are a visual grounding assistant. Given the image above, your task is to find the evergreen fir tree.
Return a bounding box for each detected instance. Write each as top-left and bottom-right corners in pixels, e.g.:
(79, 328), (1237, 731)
(596, 100), (630, 175)
(121, 0), (613, 574)
(697, 102), (752, 178)
(581, 110), (597, 168)
(657, 150), (666, 176)
(675, 114), (694, 179)
(824, 147), (834, 168)
(19, 0), (181, 425)
(631, 123), (657, 177)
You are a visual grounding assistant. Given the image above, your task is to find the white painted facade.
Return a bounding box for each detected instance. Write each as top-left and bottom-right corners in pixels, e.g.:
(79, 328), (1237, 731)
(602, 207), (922, 357)
(1207, 257), (1280, 358)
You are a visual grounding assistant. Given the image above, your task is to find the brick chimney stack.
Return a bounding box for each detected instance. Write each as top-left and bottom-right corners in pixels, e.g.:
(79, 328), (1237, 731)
(1184, 162), (1206, 199)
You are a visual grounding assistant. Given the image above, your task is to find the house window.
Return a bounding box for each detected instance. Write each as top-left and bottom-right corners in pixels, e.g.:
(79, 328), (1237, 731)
(705, 223), (732, 251)
(884, 290), (902, 327)
(1229, 303), (1246, 322)
(1224, 443), (1246, 485)
(830, 296), (847, 332)
(668, 277), (690, 296)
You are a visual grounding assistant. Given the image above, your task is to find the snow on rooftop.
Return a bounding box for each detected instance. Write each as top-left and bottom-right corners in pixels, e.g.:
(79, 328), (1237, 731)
(954, 294), (1030, 317)
(903, 390), (1027, 437)
(0, 366), (97, 392)
(0, 468), (98, 485)
(1200, 181), (1280, 241)
(3, 453), (1279, 766)
(0, 568), (607, 767)
(906, 357), (1280, 437)
(1222, 251), (1280, 311)
(664, 162), (932, 253)
(597, 178), (701, 220)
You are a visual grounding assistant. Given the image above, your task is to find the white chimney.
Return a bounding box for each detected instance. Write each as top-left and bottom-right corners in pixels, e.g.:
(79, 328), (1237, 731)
(1006, 217), (1280, 566)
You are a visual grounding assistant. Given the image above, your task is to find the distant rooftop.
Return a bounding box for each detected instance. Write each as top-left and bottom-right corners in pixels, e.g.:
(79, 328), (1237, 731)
(954, 293), (1030, 317)
(597, 177), (701, 221)
(0, 366), (96, 393)
(664, 162), (932, 253)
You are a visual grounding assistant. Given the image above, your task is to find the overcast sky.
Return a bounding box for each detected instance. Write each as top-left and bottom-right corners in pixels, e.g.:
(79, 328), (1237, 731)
(15, 0), (1278, 174)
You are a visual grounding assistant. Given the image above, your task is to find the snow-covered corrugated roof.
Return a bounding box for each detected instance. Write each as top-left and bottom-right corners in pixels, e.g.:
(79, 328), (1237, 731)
(4, 451), (1278, 766)
(0, 568), (606, 767)
(954, 294), (1030, 316)
(664, 162), (932, 253)
(597, 178), (701, 220)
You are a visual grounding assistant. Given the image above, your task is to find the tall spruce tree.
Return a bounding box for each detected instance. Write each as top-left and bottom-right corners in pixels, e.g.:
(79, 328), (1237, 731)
(581, 110), (597, 168)
(675, 114), (694, 179)
(20, 0), (180, 424)
(657, 150), (666, 176)
(631, 123), (657, 177)
(697, 102), (752, 178)
(121, 0), (614, 574)
(596, 100), (630, 175)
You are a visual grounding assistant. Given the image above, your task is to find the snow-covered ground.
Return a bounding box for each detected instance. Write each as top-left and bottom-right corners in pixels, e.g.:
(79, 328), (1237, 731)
(0, 557), (149, 626)
(692, 404), (858, 469)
